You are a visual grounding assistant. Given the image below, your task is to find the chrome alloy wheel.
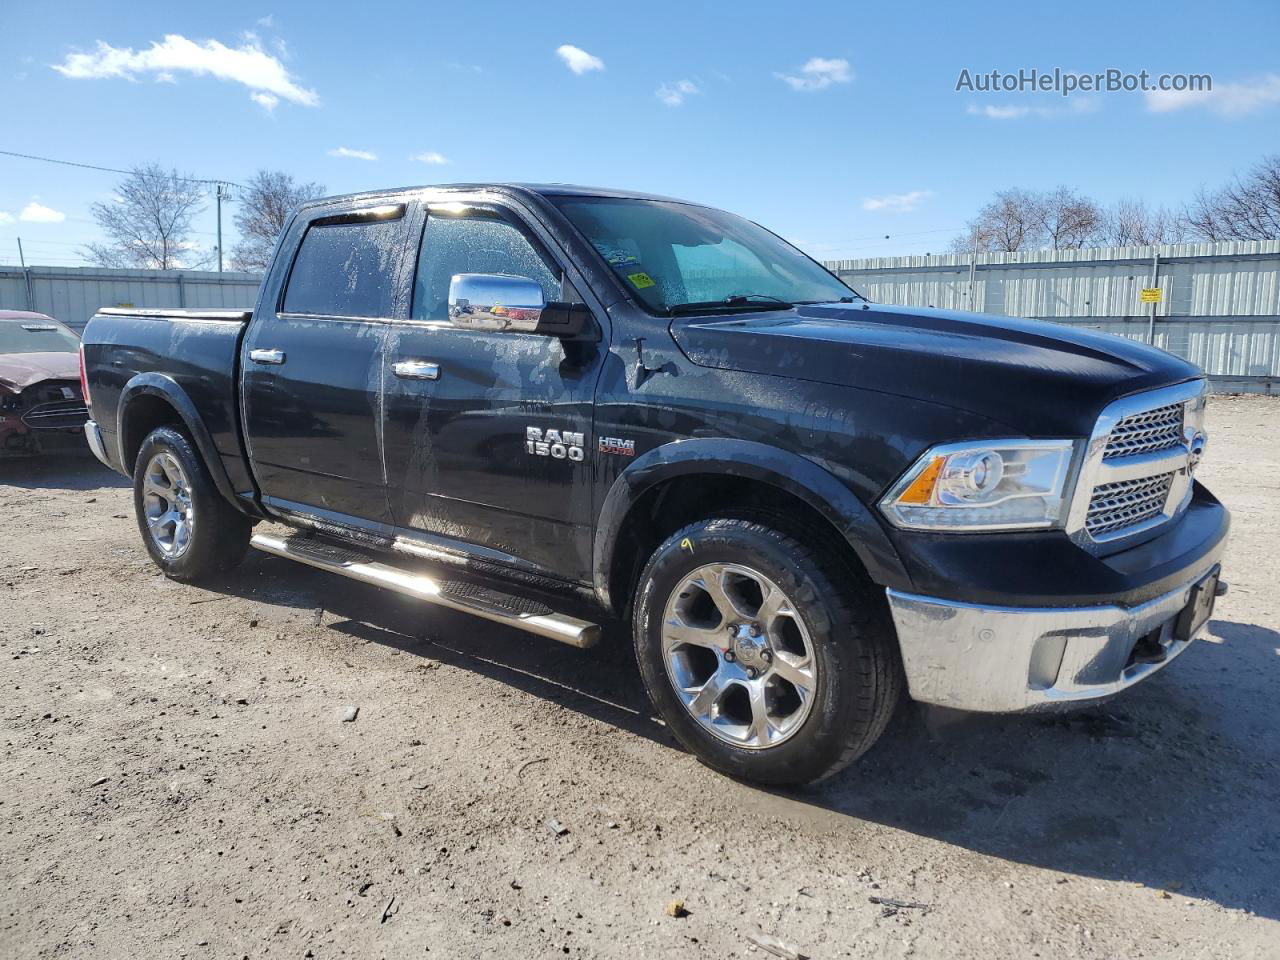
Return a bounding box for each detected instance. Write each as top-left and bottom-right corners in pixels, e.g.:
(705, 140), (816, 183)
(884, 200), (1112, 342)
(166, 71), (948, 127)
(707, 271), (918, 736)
(661, 563), (818, 750)
(141, 451), (194, 558)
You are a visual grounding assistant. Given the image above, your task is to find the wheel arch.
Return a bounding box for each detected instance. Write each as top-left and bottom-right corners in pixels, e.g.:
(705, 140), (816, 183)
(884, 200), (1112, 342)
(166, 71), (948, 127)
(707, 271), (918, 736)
(117, 373), (239, 508)
(593, 438), (910, 616)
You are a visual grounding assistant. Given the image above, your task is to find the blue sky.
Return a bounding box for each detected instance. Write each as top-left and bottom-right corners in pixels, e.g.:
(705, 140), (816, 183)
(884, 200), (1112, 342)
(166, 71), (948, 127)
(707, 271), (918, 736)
(2, 0), (1277, 268)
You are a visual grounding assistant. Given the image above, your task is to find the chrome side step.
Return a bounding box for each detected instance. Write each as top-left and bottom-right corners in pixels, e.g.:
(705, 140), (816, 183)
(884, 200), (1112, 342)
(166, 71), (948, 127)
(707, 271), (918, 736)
(250, 532), (600, 648)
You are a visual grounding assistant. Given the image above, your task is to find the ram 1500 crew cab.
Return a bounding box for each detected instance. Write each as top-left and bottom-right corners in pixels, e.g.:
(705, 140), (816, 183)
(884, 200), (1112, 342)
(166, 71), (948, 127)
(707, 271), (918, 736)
(80, 184), (1229, 785)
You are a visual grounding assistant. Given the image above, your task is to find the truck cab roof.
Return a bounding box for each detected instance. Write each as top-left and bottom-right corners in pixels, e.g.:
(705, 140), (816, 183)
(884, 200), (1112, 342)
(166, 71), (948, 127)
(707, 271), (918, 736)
(297, 182), (695, 213)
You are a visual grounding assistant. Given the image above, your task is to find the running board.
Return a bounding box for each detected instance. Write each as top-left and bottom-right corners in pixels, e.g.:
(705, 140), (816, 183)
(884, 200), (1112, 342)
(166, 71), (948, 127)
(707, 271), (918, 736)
(250, 532), (600, 648)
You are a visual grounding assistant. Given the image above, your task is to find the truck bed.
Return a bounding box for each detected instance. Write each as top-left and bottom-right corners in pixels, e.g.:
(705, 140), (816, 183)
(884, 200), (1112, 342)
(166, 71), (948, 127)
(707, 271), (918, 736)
(81, 307), (255, 494)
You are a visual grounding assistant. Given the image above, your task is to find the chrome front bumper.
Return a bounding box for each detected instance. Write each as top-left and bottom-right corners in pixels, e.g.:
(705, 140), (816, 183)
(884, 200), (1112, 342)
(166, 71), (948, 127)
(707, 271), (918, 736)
(886, 572), (1221, 713)
(84, 419), (112, 469)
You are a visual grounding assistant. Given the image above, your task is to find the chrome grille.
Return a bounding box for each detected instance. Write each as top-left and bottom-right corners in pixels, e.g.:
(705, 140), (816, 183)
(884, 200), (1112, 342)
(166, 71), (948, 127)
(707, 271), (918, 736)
(1086, 473), (1175, 537)
(1103, 402), (1184, 460)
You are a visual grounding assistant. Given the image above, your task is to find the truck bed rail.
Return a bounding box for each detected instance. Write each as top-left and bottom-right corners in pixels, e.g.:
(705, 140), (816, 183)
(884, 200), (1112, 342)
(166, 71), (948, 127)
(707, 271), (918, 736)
(96, 308), (252, 322)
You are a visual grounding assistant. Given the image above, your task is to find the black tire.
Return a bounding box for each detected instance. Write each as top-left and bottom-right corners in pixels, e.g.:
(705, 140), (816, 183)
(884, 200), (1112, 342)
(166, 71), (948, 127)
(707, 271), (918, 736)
(632, 517), (902, 786)
(133, 426), (251, 582)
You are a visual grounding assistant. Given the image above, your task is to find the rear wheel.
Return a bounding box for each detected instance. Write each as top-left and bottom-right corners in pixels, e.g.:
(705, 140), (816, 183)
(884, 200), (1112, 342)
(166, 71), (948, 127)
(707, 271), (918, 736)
(632, 517), (901, 785)
(133, 426), (251, 582)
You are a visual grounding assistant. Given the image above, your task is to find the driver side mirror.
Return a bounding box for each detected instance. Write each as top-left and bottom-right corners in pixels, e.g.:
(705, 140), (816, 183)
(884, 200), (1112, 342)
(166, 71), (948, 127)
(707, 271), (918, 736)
(448, 273), (594, 339)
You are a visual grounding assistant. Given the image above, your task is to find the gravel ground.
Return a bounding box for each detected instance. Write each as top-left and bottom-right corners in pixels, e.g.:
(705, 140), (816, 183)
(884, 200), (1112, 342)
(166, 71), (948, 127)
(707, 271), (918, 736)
(2, 395), (1278, 959)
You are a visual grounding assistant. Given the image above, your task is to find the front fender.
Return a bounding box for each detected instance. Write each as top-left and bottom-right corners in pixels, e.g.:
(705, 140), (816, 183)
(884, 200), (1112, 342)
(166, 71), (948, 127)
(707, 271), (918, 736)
(117, 373), (240, 508)
(592, 438), (911, 611)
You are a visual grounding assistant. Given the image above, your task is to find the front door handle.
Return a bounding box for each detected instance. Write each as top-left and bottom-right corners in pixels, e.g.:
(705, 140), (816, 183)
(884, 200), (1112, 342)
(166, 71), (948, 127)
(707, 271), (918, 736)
(392, 360), (440, 381)
(249, 348), (286, 365)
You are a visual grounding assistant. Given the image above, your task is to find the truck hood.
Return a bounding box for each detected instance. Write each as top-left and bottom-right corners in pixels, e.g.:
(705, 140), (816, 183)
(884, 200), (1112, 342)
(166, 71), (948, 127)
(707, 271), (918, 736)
(0, 351), (80, 392)
(671, 302), (1202, 436)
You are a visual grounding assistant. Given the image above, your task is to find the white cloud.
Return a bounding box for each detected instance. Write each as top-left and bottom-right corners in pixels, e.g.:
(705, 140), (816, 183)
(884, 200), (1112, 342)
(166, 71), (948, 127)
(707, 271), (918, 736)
(556, 44), (604, 75)
(52, 33), (319, 108)
(251, 91), (279, 111)
(1146, 74), (1280, 116)
(966, 98), (1100, 120)
(0, 212), (14, 225)
(970, 103), (1032, 120)
(411, 151), (449, 165)
(328, 146), (377, 161)
(657, 79), (699, 106)
(862, 190), (933, 213)
(19, 201), (66, 223)
(257, 14), (274, 27)
(776, 57), (851, 92)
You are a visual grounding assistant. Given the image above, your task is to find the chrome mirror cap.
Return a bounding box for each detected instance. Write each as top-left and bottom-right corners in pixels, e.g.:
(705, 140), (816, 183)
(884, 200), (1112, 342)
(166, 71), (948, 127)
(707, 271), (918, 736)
(448, 273), (545, 332)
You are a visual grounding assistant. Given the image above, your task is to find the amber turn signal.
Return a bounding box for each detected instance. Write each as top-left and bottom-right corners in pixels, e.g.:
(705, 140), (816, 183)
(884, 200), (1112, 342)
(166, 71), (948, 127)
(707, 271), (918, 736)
(896, 456), (944, 505)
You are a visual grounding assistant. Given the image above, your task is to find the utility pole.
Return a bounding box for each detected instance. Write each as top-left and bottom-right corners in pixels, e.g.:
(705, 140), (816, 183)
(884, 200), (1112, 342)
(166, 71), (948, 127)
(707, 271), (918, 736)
(1146, 249), (1159, 345)
(17, 237), (35, 310)
(968, 236), (979, 308)
(216, 183), (226, 272)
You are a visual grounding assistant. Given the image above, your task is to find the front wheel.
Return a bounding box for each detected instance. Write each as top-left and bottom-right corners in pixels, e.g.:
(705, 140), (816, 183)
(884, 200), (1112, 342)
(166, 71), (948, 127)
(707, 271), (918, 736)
(632, 517), (902, 786)
(133, 426), (251, 582)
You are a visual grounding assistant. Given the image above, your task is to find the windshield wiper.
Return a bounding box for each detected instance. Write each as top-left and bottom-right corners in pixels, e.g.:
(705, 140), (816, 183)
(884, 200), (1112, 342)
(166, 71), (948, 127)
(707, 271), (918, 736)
(794, 294), (871, 305)
(666, 294), (795, 315)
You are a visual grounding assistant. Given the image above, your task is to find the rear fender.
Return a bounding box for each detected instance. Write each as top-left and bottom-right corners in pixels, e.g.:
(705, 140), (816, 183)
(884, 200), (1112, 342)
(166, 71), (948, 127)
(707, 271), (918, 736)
(117, 373), (243, 511)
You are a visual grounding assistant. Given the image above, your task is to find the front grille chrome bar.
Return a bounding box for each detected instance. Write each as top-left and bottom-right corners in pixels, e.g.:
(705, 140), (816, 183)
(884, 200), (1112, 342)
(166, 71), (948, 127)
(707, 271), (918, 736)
(1065, 379), (1207, 555)
(1103, 402), (1184, 461)
(1086, 472), (1176, 536)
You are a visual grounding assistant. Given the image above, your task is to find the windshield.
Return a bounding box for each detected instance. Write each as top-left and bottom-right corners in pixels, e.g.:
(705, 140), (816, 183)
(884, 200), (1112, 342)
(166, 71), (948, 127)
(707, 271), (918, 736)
(0, 319), (80, 355)
(550, 196), (857, 313)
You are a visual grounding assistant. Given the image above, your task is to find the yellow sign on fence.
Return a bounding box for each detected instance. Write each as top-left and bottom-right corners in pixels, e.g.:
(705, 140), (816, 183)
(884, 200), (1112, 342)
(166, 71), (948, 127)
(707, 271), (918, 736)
(1140, 287), (1163, 303)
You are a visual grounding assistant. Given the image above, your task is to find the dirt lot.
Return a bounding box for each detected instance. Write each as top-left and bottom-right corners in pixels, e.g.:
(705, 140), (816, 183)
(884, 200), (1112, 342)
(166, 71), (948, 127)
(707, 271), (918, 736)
(2, 396), (1278, 960)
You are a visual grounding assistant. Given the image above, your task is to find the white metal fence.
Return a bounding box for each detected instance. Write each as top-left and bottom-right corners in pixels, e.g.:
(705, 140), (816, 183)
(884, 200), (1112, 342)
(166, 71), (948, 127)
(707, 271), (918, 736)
(826, 240), (1280, 393)
(0, 265), (263, 333)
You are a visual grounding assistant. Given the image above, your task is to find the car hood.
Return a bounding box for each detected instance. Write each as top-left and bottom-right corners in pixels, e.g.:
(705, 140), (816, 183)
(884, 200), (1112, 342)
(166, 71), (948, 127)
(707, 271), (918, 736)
(671, 302), (1202, 436)
(0, 351), (80, 392)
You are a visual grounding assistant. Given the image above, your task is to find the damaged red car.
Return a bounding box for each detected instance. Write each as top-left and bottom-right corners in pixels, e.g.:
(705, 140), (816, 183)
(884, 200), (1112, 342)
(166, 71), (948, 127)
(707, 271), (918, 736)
(0, 310), (90, 456)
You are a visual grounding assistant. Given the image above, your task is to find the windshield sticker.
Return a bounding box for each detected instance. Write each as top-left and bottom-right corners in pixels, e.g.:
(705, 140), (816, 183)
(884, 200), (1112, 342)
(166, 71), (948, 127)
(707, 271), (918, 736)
(627, 272), (656, 290)
(592, 242), (641, 267)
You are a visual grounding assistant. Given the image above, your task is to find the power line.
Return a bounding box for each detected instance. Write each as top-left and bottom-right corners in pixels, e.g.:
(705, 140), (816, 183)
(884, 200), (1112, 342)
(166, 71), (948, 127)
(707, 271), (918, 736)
(2, 147), (243, 272)
(0, 148), (243, 188)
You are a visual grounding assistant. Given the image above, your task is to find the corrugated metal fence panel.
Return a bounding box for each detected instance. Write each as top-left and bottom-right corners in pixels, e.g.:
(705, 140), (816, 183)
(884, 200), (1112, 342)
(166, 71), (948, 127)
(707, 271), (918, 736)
(0, 266), (262, 333)
(830, 240), (1280, 320)
(837, 259), (1280, 320)
(826, 238), (1280, 274)
(828, 240), (1280, 388)
(1059, 318), (1280, 378)
(852, 270), (980, 313)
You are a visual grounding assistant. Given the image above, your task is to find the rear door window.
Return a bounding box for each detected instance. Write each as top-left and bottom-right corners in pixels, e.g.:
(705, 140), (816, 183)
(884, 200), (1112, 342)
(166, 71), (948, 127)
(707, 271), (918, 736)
(282, 216), (407, 318)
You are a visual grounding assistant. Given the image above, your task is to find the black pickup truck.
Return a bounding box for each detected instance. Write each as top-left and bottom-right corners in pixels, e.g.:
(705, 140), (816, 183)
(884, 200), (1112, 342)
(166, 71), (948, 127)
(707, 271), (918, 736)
(80, 184), (1229, 785)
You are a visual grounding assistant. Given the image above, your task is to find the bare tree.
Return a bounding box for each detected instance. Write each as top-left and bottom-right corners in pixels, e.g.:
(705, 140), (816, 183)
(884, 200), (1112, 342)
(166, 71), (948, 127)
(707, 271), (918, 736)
(1037, 186), (1102, 249)
(954, 186), (1106, 253)
(1100, 199), (1185, 246)
(231, 170), (326, 272)
(953, 188), (1045, 252)
(84, 164), (207, 269)
(1181, 155), (1280, 241)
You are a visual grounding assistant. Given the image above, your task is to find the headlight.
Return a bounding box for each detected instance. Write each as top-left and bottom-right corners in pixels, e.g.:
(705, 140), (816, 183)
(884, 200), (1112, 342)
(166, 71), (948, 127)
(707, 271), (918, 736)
(880, 439), (1077, 532)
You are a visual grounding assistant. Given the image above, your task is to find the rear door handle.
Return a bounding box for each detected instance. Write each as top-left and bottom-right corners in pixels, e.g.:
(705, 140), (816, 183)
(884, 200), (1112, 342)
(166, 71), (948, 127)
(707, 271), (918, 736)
(249, 348), (286, 365)
(392, 360), (440, 381)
